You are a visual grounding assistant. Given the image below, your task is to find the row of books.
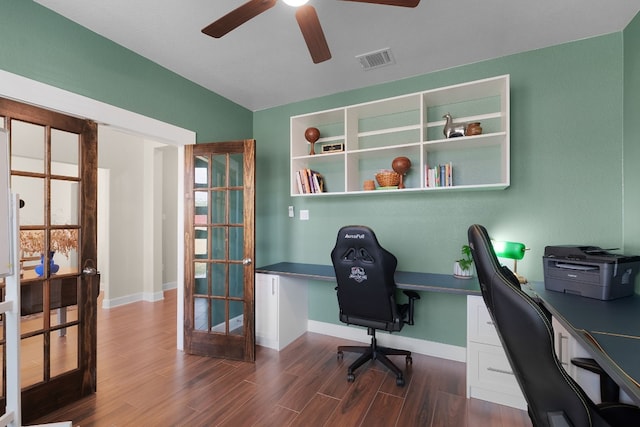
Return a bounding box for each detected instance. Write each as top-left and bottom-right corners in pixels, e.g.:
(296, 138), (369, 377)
(425, 162), (453, 188)
(296, 169), (325, 194)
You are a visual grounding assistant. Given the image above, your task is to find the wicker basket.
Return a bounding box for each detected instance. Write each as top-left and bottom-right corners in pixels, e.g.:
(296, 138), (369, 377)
(375, 171), (400, 187)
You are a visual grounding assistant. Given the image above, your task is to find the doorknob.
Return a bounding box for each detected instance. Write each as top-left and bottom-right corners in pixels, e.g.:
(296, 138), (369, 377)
(243, 258), (252, 265)
(82, 259), (99, 276)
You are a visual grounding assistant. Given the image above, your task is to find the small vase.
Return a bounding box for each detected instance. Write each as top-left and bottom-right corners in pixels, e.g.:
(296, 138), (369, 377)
(35, 251), (60, 277)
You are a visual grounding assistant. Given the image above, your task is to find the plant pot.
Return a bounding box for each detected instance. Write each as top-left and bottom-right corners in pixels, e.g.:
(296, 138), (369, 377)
(453, 261), (474, 279)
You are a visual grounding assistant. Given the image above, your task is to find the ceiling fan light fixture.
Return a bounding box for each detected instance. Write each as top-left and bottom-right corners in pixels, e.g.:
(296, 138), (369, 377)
(283, 0), (309, 6)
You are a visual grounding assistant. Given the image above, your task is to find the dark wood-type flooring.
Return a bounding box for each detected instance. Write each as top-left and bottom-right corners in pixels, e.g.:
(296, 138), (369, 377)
(33, 289), (532, 426)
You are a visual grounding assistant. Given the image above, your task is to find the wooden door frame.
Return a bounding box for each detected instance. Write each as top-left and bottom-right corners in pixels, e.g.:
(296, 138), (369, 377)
(0, 70), (195, 352)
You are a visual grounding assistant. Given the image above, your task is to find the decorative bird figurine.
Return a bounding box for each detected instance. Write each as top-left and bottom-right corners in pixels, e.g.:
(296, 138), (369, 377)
(443, 113), (466, 138)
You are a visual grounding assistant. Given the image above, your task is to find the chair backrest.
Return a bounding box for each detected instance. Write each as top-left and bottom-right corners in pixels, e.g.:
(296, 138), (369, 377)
(467, 224), (608, 427)
(331, 225), (400, 330)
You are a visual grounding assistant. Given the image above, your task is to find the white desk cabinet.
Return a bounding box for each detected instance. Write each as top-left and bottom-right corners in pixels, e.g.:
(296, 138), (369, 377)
(466, 295), (527, 410)
(255, 273), (308, 351)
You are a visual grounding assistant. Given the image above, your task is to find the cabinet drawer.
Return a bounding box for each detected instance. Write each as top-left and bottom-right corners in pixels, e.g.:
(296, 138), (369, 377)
(467, 295), (500, 345)
(467, 342), (521, 392)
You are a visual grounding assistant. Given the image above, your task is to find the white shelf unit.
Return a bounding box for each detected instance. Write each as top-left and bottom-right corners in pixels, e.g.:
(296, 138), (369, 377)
(290, 75), (510, 196)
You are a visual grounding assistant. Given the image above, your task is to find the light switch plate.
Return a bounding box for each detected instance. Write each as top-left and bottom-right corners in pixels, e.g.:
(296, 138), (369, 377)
(288, 206), (294, 217)
(300, 210), (309, 220)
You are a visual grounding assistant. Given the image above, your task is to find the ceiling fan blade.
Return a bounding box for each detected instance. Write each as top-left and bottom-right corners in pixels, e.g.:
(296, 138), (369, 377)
(202, 0), (277, 38)
(295, 5), (331, 64)
(340, 0), (420, 7)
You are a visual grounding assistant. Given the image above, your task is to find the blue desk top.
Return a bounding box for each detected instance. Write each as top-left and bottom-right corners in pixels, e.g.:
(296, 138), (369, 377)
(529, 282), (640, 402)
(256, 262), (481, 295)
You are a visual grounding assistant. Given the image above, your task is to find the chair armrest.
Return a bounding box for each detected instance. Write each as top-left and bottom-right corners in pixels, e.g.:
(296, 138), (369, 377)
(571, 357), (620, 403)
(402, 290), (420, 325)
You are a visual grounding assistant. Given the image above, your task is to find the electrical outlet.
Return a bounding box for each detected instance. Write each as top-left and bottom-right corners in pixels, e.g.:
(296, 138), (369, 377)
(300, 210), (309, 220)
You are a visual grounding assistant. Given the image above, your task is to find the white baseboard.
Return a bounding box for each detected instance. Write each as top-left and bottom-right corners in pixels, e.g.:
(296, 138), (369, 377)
(307, 320), (466, 363)
(102, 290), (164, 308)
(102, 292), (144, 309)
(163, 281), (177, 291)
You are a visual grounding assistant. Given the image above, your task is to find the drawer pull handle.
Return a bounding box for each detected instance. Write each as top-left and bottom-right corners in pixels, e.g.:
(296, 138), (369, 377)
(487, 367), (514, 376)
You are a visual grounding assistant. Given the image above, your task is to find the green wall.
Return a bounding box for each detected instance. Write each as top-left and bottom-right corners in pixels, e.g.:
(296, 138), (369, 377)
(3, 1), (639, 348)
(254, 34), (630, 346)
(1, 0), (253, 142)
(624, 13), (640, 256)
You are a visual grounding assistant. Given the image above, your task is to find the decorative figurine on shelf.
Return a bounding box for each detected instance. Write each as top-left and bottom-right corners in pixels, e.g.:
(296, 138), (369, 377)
(442, 113), (466, 138)
(304, 127), (320, 155)
(391, 156), (411, 189)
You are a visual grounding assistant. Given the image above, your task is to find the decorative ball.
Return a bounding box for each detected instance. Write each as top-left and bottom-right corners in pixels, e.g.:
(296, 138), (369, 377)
(392, 156), (411, 174)
(304, 127), (320, 143)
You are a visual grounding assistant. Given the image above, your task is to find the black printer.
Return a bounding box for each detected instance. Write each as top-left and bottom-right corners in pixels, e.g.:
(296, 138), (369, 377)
(543, 245), (640, 300)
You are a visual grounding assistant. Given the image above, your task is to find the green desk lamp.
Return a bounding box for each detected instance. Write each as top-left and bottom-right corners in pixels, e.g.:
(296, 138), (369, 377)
(492, 240), (527, 283)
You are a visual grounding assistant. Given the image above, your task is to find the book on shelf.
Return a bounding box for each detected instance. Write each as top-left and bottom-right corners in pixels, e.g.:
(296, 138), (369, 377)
(296, 169), (325, 194)
(425, 162), (453, 188)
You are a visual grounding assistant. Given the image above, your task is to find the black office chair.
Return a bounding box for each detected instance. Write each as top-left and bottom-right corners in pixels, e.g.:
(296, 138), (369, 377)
(468, 224), (640, 427)
(331, 225), (420, 386)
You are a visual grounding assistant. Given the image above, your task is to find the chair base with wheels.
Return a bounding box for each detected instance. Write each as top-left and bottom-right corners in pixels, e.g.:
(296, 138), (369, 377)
(337, 327), (413, 386)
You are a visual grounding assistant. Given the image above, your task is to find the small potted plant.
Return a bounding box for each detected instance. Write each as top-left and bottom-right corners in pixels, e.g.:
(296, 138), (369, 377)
(454, 244), (474, 279)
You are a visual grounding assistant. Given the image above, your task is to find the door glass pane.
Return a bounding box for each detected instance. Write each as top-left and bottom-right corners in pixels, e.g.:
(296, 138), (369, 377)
(194, 262), (208, 295)
(194, 191), (208, 225)
(229, 227), (243, 261)
(229, 300), (244, 336)
(211, 227), (225, 260)
(211, 299), (226, 333)
(11, 176), (44, 226)
(21, 334), (44, 387)
(210, 190), (225, 223)
(20, 230), (45, 273)
(51, 180), (79, 225)
(194, 297), (208, 331)
(229, 153), (243, 186)
(51, 325), (78, 378)
(229, 264), (244, 298)
(194, 227), (207, 259)
(10, 119), (44, 174)
(211, 263), (225, 297)
(49, 278), (78, 327)
(51, 128), (79, 177)
(229, 190), (243, 224)
(21, 282), (44, 333)
(50, 230), (79, 274)
(212, 155), (226, 188)
(194, 156), (209, 188)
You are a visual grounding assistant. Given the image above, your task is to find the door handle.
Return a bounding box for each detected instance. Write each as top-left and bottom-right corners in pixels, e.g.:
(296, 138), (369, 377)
(82, 259), (99, 276)
(243, 258), (252, 265)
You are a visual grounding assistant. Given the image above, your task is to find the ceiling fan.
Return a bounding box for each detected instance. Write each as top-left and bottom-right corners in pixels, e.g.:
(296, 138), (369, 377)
(202, 0), (420, 64)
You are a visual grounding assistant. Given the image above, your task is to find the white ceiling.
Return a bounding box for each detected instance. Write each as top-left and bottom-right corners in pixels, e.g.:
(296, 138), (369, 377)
(35, 0), (640, 112)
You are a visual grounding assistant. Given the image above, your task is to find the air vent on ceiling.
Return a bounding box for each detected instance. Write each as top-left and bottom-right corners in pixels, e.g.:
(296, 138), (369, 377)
(356, 48), (395, 70)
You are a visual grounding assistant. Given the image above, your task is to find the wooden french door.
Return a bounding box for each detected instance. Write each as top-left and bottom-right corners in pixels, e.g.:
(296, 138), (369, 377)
(0, 98), (99, 423)
(184, 140), (256, 361)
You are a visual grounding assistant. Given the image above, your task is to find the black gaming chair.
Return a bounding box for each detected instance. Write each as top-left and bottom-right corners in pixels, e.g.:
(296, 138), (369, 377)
(468, 224), (640, 426)
(331, 225), (420, 386)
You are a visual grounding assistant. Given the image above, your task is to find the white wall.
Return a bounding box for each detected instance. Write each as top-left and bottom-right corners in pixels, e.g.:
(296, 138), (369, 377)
(162, 147), (178, 288)
(98, 126), (178, 307)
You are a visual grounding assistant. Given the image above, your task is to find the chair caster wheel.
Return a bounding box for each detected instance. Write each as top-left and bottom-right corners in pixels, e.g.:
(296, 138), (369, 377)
(347, 373), (355, 382)
(337, 351), (343, 360)
(406, 355), (412, 365)
(396, 376), (405, 387)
